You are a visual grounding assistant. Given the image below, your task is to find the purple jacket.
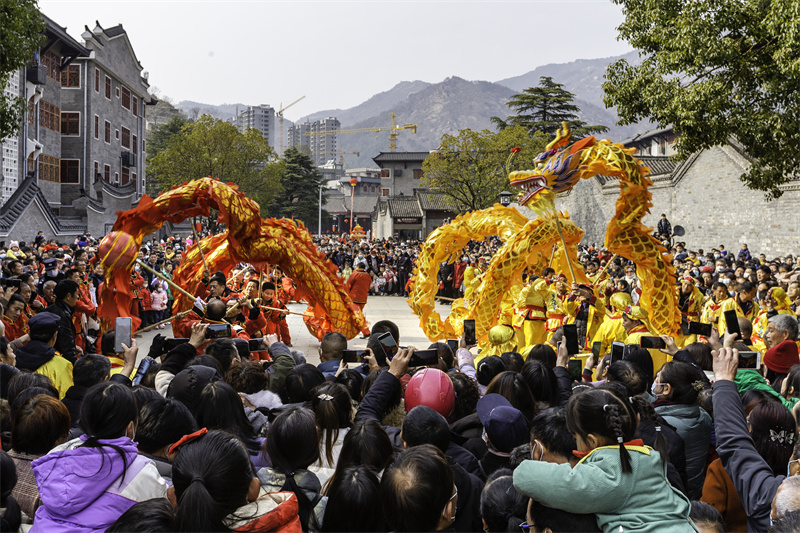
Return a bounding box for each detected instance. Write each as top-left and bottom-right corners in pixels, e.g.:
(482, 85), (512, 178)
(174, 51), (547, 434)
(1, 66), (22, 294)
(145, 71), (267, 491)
(31, 436), (167, 533)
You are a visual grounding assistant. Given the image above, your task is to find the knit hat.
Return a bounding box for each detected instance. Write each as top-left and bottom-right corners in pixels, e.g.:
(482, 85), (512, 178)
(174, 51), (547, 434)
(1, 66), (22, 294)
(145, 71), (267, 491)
(763, 340), (799, 374)
(9, 241), (18, 249)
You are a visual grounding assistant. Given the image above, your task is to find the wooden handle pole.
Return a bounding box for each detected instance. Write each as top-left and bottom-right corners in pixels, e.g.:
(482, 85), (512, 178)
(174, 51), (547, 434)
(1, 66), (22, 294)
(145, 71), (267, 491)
(191, 218), (210, 275)
(260, 305), (314, 317)
(136, 260), (198, 303)
(594, 254), (619, 283)
(136, 310), (192, 333)
(553, 214), (577, 282)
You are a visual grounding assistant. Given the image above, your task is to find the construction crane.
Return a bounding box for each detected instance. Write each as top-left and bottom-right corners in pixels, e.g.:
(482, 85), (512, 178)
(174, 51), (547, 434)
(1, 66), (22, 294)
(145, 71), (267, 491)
(302, 113), (417, 152)
(277, 96), (305, 156)
(321, 150), (360, 166)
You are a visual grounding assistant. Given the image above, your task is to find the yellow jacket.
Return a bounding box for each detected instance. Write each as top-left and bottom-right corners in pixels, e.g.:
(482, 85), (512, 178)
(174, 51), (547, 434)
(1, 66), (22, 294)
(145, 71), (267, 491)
(591, 314), (626, 357)
(564, 295), (606, 349)
(513, 279), (548, 327)
(464, 266), (482, 300)
(718, 297), (760, 335)
(701, 297), (730, 327)
(625, 325), (670, 372)
(35, 355), (74, 399)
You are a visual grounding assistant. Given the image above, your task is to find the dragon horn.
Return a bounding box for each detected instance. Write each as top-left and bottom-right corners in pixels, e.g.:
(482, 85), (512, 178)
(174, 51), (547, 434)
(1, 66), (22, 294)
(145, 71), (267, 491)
(546, 122), (572, 151)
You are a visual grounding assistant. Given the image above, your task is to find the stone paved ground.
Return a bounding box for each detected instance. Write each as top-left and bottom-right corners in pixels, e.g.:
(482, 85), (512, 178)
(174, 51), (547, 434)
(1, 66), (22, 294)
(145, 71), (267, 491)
(133, 295), (451, 366)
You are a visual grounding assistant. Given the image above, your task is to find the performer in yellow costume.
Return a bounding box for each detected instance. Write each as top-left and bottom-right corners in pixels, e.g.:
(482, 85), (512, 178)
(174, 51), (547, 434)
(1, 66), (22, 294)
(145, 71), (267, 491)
(701, 282), (732, 332)
(591, 291), (631, 357)
(623, 304), (668, 371)
(513, 276), (550, 348)
(676, 276), (705, 347)
(544, 274), (570, 340)
(563, 283), (606, 350)
(463, 259), (483, 302)
(718, 281), (760, 336)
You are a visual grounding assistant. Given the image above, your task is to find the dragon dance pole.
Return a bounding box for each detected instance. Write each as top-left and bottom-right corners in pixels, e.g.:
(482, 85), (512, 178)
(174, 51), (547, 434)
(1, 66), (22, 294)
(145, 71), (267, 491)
(593, 254), (619, 284)
(136, 259), (199, 304)
(137, 309), (192, 333)
(552, 212), (577, 283)
(191, 217), (210, 276)
(547, 244), (557, 268)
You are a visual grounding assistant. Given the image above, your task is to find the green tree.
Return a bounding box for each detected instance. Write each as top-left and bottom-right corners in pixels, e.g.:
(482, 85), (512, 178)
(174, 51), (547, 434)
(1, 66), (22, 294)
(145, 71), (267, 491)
(492, 77), (608, 138)
(421, 125), (549, 213)
(271, 147), (327, 231)
(147, 115), (282, 213)
(0, 1), (44, 139)
(603, 0), (800, 198)
(145, 115), (190, 195)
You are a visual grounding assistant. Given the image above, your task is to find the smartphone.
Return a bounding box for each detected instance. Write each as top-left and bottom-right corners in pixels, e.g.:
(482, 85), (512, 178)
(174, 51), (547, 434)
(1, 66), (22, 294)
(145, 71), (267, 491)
(568, 359), (583, 382)
(7, 278), (20, 289)
(409, 349), (440, 367)
(342, 349), (368, 363)
(738, 351), (759, 369)
(248, 339), (267, 352)
(611, 341), (625, 363)
(132, 357), (154, 386)
(446, 339), (459, 353)
(688, 321), (713, 337)
(724, 310), (742, 340)
(114, 317), (132, 353)
(562, 324), (580, 355)
(591, 341), (602, 360)
(463, 319), (476, 346)
(164, 338), (189, 352)
(640, 336), (667, 350)
(378, 332), (399, 361)
(205, 323), (232, 339)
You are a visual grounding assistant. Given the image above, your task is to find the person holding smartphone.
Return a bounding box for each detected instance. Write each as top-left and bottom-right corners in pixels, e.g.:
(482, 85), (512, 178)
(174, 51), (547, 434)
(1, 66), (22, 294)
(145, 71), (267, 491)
(621, 304), (668, 371)
(675, 275), (705, 347)
(564, 283), (605, 350)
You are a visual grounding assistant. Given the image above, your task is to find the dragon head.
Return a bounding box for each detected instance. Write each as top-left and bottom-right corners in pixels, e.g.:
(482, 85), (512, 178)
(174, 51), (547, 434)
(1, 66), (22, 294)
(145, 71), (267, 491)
(508, 123), (595, 208)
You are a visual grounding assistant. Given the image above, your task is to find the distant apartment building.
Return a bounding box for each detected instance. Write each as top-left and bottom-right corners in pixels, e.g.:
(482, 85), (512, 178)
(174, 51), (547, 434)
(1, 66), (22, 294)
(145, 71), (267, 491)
(0, 14), (155, 240)
(232, 104), (275, 149)
(288, 117), (340, 166)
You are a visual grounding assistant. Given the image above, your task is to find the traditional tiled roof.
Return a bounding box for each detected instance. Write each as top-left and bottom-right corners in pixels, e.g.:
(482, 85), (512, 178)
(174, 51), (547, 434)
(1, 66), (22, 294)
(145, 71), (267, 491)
(387, 197), (422, 218)
(637, 156), (677, 176)
(417, 191), (457, 211)
(372, 152), (430, 164)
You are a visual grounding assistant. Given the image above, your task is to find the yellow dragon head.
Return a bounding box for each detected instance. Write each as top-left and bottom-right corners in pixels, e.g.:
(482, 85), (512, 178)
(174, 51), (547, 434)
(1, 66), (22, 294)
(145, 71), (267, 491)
(508, 123), (596, 209)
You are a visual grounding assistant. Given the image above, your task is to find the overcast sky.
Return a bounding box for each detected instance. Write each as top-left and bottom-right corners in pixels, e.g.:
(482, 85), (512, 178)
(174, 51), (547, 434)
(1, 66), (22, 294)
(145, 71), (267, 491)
(38, 0), (632, 119)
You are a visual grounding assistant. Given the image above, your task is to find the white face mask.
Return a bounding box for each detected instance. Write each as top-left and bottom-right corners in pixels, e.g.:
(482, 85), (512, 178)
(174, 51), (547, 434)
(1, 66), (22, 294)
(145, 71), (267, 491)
(47, 269), (58, 276)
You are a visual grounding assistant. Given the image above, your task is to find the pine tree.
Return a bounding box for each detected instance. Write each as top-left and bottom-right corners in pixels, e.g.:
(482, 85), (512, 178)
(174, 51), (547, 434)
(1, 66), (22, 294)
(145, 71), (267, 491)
(274, 147), (327, 231)
(492, 77), (607, 138)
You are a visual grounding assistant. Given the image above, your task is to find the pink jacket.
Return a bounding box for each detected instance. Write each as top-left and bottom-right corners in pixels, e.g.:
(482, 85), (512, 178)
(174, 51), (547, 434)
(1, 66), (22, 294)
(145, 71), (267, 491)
(151, 289), (168, 311)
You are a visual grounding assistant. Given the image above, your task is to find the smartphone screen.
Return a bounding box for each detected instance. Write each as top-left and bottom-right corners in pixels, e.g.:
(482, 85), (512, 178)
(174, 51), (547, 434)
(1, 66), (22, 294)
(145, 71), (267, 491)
(563, 324), (580, 355)
(688, 321), (713, 337)
(205, 323), (232, 339)
(568, 359), (583, 382)
(409, 349), (440, 367)
(591, 341), (602, 360)
(640, 336), (666, 350)
(738, 351), (759, 369)
(463, 319), (476, 346)
(724, 310), (742, 340)
(446, 339), (459, 353)
(378, 332), (398, 361)
(611, 341), (625, 363)
(342, 349), (367, 363)
(248, 339), (267, 352)
(164, 338), (189, 352)
(114, 317), (132, 353)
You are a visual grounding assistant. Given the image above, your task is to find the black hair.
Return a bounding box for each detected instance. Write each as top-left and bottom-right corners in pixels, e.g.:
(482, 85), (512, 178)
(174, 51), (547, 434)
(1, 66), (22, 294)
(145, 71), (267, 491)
(486, 371), (537, 421)
(54, 279), (80, 301)
(335, 369), (364, 403)
(320, 332), (347, 360)
(528, 499), (602, 532)
(402, 405), (450, 453)
(529, 408), (577, 461)
(509, 443), (532, 470)
(527, 344), (557, 369)
(622, 345), (654, 387)
(771, 510), (800, 533)
(172, 430), (257, 532)
(361, 369), (402, 413)
(5, 293), (25, 312)
(745, 399), (796, 476)
(566, 388), (636, 474)
(321, 465), (384, 532)
(658, 361), (707, 405)
(79, 382), (138, 473)
(476, 356), (505, 386)
(428, 342), (455, 370)
(266, 406), (320, 530)
(371, 320), (399, 344)
(521, 359), (559, 407)
(204, 338), (238, 372)
(500, 352), (525, 373)
(72, 354), (111, 388)
(689, 501), (725, 533)
(195, 381), (260, 452)
(100, 330), (116, 356)
(11, 394), (70, 455)
(188, 354), (223, 374)
(136, 397), (198, 456)
(106, 498), (176, 532)
(311, 381), (353, 465)
(6, 373), (58, 408)
(225, 361), (269, 395)
(284, 364), (325, 404)
(479, 470), (527, 533)
(684, 342), (713, 371)
(0, 450), (21, 532)
(784, 365), (800, 400)
(380, 444), (454, 533)
(449, 371), (480, 421)
(323, 419), (394, 495)
(606, 360), (647, 395)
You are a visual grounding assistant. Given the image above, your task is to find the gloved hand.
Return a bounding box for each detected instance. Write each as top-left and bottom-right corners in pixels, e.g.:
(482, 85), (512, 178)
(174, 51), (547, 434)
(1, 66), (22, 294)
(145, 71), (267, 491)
(147, 333), (167, 359)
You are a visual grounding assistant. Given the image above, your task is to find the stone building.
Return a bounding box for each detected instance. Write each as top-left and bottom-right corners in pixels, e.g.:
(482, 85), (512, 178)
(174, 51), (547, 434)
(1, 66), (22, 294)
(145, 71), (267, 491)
(0, 15), (154, 241)
(554, 127), (800, 256)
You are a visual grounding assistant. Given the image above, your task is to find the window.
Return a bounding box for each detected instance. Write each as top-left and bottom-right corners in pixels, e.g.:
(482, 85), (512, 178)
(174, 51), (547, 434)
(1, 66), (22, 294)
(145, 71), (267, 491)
(95, 68), (100, 92)
(39, 154), (60, 182)
(61, 112), (80, 136)
(114, 172), (119, 184)
(115, 129), (119, 140)
(132, 96), (138, 116)
(380, 169), (390, 178)
(27, 100), (34, 125)
(94, 115), (99, 139)
(60, 159), (80, 183)
(41, 51), (61, 81)
(121, 167), (130, 185)
(121, 87), (131, 110)
(381, 188), (390, 197)
(115, 87), (120, 98)
(39, 101), (60, 132)
(413, 169), (424, 180)
(121, 127), (130, 149)
(94, 161), (99, 182)
(104, 120), (111, 143)
(105, 76), (111, 99)
(132, 134), (138, 155)
(132, 172), (137, 184)
(142, 140), (146, 153)
(104, 164), (110, 183)
(60, 64), (80, 88)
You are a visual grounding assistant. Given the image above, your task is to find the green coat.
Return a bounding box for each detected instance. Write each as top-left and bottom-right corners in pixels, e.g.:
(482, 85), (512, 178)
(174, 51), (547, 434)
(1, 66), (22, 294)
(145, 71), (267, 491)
(734, 368), (799, 411)
(513, 444), (698, 533)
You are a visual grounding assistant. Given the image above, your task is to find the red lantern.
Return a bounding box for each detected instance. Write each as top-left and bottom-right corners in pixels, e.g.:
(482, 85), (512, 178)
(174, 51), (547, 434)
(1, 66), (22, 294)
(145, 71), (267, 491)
(98, 231), (139, 270)
(349, 177), (358, 187)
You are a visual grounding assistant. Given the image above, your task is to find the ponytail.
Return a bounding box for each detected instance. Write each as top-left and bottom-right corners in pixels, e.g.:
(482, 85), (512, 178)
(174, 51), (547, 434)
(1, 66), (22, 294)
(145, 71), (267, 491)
(604, 403), (633, 474)
(311, 382), (352, 466)
(174, 478), (224, 532)
(631, 396), (670, 466)
(281, 471), (318, 532)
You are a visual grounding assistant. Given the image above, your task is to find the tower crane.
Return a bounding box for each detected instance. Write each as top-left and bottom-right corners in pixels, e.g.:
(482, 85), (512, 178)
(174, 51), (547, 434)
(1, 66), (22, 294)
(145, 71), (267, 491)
(277, 96), (305, 156)
(302, 113), (417, 152)
(321, 150), (360, 166)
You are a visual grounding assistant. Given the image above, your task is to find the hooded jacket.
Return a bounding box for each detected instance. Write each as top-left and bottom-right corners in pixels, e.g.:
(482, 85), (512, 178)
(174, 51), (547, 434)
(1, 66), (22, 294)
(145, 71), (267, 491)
(223, 492), (302, 532)
(15, 339), (73, 399)
(31, 436), (168, 533)
(654, 403), (712, 500)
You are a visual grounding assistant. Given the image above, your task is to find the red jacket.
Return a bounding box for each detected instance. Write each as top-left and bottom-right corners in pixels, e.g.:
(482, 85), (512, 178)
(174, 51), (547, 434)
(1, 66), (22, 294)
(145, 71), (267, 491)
(347, 270), (371, 304)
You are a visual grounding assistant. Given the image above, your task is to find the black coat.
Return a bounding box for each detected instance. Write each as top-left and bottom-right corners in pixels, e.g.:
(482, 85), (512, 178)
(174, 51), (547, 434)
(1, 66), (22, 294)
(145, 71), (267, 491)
(61, 385), (88, 427)
(46, 300), (78, 364)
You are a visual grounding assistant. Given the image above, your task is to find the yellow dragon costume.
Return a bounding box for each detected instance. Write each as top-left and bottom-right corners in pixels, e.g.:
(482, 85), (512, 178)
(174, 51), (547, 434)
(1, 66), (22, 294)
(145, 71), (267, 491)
(409, 124), (680, 348)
